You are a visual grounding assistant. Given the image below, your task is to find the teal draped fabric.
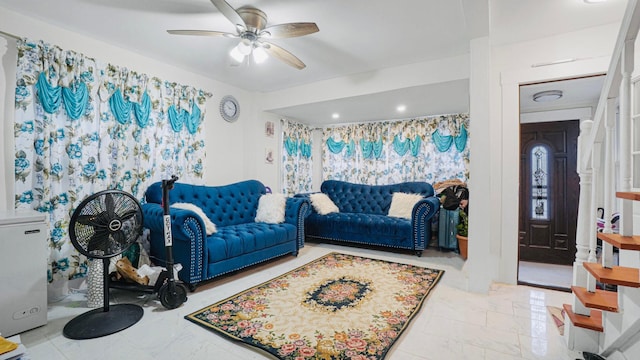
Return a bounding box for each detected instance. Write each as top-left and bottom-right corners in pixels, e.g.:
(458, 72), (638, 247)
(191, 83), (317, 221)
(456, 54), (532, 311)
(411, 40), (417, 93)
(410, 136), (422, 156)
(327, 138), (346, 154)
(167, 105), (185, 132)
(393, 135), (410, 156)
(432, 129), (454, 152)
(372, 137), (383, 159)
(360, 139), (373, 159)
(360, 138), (384, 159)
(300, 140), (311, 158)
(35, 72), (62, 114)
(109, 89), (132, 125)
(61, 81), (88, 120)
(185, 103), (201, 134)
(454, 125), (467, 152)
(345, 139), (356, 157)
(285, 136), (298, 156)
(133, 91), (151, 128)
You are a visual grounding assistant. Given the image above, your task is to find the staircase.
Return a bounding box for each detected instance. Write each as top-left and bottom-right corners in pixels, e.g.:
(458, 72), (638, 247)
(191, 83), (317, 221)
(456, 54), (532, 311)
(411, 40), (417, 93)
(563, 192), (640, 358)
(558, 0), (640, 357)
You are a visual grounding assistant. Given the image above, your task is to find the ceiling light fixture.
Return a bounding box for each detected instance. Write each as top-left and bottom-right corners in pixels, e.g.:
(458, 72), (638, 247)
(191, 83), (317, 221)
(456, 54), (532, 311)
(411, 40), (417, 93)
(396, 105), (406, 112)
(584, 0), (608, 4)
(533, 90), (563, 102)
(332, 113), (340, 119)
(229, 39), (269, 65)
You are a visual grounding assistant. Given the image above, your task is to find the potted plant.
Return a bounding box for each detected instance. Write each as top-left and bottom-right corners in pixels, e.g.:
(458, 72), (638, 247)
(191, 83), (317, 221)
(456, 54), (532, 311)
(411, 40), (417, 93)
(456, 209), (468, 260)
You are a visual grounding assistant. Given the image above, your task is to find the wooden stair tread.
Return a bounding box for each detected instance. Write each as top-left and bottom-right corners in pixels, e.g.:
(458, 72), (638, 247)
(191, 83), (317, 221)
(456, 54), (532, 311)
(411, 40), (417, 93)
(617, 191), (640, 201)
(597, 232), (640, 250)
(584, 262), (640, 287)
(571, 286), (618, 312)
(563, 304), (603, 332)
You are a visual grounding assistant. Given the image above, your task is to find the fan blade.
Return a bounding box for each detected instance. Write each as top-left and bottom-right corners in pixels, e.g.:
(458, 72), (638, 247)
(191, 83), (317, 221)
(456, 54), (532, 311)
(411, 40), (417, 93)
(75, 214), (107, 228)
(263, 42), (306, 70)
(111, 230), (127, 247)
(210, 0), (246, 28)
(87, 232), (111, 254)
(167, 30), (235, 38)
(262, 23), (319, 39)
(104, 193), (116, 219)
(119, 209), (140, 224)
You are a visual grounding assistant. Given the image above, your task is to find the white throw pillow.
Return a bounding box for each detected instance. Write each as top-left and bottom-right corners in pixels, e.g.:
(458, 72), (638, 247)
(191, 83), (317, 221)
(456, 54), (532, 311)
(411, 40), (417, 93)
(255, 193), (287, 224)
(388, 192), (424, 219)
(171, 202), (217, 235)
(309, 193), (339, 215)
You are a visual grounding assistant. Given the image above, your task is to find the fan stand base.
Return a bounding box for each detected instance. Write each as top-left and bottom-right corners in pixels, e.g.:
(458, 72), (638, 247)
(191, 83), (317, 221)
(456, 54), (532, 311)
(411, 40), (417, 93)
(63, 304), (143, 339)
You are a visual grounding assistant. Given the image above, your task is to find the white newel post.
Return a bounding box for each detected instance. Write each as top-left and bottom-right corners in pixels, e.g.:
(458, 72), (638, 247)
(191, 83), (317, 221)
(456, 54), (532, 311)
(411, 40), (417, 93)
(574, 120), (594, 275)
(565, 120), (600, 352)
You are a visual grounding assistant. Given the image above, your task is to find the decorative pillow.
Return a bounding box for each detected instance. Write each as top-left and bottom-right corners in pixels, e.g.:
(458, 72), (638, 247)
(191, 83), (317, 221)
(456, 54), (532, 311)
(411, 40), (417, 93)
(171, 202), (217, 235)
(388, 192), (424, 219)
(255, 193), (287, 224)
(309, 193), (339, 215)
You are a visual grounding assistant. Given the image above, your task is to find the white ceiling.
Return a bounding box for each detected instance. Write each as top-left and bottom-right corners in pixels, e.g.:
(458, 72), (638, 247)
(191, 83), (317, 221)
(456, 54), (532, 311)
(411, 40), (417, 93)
(0, 0), (628, 124)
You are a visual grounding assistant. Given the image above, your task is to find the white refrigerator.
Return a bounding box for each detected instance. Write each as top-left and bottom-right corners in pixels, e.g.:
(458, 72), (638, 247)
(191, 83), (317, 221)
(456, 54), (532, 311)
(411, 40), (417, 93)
(0, 210), (48, 337)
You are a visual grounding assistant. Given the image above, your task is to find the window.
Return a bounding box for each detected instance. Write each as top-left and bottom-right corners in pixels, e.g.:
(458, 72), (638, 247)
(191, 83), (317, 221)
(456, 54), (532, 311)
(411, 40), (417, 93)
(531, 145), (549, 220)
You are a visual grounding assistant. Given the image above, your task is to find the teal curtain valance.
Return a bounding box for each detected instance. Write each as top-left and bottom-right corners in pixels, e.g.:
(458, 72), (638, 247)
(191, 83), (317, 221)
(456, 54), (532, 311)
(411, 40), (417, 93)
(285, 136), (298, 156)
(36, 72), (88, 120)
(133, 91), (151, 128)
(299, 140), (311, 158)
(327, 137), (346, 154)
(109, 89), (132, 125)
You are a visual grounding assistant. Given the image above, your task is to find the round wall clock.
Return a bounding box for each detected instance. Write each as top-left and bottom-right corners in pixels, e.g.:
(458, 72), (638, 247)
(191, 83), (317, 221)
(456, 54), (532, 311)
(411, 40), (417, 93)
(220, 95), (240, 122)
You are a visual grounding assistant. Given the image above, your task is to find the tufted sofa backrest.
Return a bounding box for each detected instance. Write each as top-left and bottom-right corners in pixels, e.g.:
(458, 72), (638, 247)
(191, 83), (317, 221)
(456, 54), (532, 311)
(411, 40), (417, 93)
(320, 180), (435, 215)
(145, 180), (266, 227)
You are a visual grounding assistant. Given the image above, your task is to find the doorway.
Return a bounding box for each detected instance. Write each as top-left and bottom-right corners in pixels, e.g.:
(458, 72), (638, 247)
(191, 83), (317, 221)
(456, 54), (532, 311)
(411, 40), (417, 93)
(517, 75), (605, 291)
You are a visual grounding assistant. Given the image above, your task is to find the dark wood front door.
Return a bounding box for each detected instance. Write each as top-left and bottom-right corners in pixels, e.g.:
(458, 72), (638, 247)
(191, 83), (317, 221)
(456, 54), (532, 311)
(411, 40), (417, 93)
(519, 120), (579, 265)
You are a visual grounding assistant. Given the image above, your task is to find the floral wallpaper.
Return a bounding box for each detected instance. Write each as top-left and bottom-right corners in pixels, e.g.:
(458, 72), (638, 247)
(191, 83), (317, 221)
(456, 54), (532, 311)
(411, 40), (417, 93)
(322, 114), (469, 185)
(13, 38), (210, 289)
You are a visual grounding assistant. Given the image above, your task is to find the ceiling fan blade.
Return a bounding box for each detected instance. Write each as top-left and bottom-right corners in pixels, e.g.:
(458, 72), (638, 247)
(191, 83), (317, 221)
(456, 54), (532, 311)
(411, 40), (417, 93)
(263, 42), (306, 70)
(262, 23), (319, 39)
(167, 30), (234, 37)
(210, 0), (246, 28)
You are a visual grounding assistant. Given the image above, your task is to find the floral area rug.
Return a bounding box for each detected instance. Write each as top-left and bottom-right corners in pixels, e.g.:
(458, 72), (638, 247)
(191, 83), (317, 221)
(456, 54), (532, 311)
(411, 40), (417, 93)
(185, 252), (444, 359)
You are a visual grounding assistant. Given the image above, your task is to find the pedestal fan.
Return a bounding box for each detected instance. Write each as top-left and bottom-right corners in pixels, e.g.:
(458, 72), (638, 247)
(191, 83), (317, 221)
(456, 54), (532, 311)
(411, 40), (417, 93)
(63, 190), (144, 339)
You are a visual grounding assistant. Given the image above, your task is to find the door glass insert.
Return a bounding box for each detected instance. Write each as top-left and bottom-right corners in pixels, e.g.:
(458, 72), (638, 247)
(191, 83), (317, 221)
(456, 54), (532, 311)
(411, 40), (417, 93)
(531, 145), (549, 220)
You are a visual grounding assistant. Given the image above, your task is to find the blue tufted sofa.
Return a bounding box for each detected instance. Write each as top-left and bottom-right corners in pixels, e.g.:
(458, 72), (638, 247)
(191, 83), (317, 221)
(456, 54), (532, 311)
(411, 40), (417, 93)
(299, 180), (440, 256)
(142, 180), (309, 290)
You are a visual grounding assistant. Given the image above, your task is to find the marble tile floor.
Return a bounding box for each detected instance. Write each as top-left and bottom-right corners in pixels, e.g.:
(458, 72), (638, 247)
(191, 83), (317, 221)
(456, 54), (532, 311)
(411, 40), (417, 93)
(518, 261), (573, 291)
(19, 243), (585, 360)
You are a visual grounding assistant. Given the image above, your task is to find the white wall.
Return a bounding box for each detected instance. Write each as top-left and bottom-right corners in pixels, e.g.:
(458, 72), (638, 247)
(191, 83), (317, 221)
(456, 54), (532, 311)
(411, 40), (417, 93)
(0, 6), (260, 207)
(260, 55), (470, 114)
(488, 23), (619, 286)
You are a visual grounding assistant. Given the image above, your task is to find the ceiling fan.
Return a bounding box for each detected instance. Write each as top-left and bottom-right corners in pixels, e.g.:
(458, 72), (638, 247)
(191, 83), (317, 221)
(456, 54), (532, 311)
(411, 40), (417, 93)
(167, 0), (319, 69)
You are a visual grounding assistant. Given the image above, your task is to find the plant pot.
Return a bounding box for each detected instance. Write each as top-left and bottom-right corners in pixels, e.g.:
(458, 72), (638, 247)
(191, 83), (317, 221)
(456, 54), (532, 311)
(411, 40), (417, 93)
(456, 234), (468, 260)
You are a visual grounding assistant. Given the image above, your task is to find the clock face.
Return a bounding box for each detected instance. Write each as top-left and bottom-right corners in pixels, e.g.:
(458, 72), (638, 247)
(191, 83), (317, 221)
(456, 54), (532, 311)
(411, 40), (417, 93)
(220, 95), (240, 122)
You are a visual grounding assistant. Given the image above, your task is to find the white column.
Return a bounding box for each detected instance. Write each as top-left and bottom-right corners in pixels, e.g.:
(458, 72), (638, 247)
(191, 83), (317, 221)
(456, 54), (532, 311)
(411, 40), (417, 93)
(619, 39), (634, 237)
(602, 98), (616, 269)
(574, 121), (593, 270)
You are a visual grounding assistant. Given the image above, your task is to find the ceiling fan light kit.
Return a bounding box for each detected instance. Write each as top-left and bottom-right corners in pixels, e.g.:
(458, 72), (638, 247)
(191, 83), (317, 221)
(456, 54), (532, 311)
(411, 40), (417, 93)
(168, 0), (319, 70)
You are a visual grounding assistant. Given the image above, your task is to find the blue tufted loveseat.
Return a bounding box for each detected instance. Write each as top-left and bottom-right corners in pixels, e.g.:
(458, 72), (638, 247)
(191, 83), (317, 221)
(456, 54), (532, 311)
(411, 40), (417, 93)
(300, 180), (440, 256)
(142, 180), (309, 290)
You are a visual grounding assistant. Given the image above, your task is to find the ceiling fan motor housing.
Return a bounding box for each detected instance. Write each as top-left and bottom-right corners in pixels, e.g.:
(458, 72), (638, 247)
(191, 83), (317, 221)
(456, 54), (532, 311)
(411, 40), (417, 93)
(237, 6), (267, 31)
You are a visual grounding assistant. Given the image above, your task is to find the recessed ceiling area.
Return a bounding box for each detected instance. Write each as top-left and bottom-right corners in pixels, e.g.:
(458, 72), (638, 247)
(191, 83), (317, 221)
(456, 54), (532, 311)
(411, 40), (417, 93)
(268, 79), (469, 126)
(520, 75), (605, 114)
